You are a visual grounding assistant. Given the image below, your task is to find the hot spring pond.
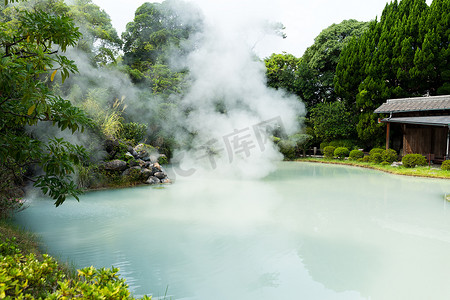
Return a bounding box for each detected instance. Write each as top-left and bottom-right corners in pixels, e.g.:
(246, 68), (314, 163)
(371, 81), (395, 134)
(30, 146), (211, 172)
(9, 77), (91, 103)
(13, 162), (450, 300)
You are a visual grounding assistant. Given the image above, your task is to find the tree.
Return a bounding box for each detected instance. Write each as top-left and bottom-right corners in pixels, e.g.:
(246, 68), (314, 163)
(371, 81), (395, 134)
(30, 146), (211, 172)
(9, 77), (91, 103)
(0, 3), (91, 206)
(264, 52), (300, 94)
(299, 19), (369, 106)
(122, 0), (203, 71)
(310, 101), (356, 142)
(335, 0), (450, 145)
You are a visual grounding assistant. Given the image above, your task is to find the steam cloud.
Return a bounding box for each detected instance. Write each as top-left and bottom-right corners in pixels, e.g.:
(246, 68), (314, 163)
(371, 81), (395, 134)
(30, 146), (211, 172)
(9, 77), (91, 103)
(172, 0), (305, 179)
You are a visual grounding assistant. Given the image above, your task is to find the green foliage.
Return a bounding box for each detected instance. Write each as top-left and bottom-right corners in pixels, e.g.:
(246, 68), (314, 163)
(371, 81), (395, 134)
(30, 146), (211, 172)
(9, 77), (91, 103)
(328, 139), (357, 150)
(380, 161), (391, 166)
(370, 153), (383, 164)
(0, 236), (152, 299)
(278, 139), (296, 160)
(349, 149), (364, 160)
(122, 0), (203, 70)
(0, 197), (25, 219)
(441, 160), (450, 171)
(335, 0), (450, 145)
(298, 19), (369, 108)
(323, 146), (336, 159)
(369, 148), (384, 156)
(319, 141), (328, 150)
(402, 153), (427, 168)
(334, 147), (349, 159)
(158, 155), (169, 165)
(362, 156), (371, 162)
(120, 122), (148, 143)
(310, 101), (355, 142)
(0, 4), (93, 206)
(264, 52), (300, 94)
(382, 148), (398, 163)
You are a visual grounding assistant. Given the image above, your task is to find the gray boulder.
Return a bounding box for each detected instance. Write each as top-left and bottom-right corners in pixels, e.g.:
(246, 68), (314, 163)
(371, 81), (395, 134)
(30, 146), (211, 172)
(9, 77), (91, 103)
(154, 171), (167, 179)
(122, 166), (142, 177)
(161, 178), (172, 184)
(104, 160), (127, 172)
(141, 168), (153, 180)
(145, 176), (161, 185)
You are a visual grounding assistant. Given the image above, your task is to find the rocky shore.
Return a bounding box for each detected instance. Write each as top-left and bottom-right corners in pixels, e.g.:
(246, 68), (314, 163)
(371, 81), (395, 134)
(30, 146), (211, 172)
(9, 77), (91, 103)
(103, 143), (171, 185)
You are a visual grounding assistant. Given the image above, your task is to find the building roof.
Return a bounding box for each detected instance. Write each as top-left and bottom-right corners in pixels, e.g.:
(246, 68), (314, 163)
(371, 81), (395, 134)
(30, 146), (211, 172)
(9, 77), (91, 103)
(374, 95), (450, 113)
(379, 116), (450, 127)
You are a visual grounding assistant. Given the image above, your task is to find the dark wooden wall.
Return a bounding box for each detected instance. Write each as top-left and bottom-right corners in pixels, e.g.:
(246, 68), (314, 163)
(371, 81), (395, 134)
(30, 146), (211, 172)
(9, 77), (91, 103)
(403, 125), (448, 159)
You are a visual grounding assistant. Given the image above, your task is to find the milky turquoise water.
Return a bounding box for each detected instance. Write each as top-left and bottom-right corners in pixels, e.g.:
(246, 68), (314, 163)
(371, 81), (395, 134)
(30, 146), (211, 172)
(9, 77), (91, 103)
(13, 162), (450, 300)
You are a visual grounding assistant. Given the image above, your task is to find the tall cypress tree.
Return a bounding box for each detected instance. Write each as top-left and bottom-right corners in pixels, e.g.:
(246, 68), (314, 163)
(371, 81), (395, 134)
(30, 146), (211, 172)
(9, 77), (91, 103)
(335, 0), (449, 146)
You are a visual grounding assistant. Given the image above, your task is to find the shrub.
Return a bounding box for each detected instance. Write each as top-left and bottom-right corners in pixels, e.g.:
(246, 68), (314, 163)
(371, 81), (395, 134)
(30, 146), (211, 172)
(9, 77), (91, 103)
(0, 237), (151, 299)
(380, 161), (391, 166)
(370, 152), (383, 164)
(329, 140), (357, 150)
(382, 149), (398, 163)
(319, 141), (329, 151)
(442, 160), (450, 171)
(402, 154), (427, 168)
(323, 146), (336, 159)
(349, 149), (364, 160)
(158, 155), (169, 165)
(362, 156), (371, 162)
(334, 147), (349, 159)
(119, 122), (148, 143)
(369, 148), (384, 156)
(278, 139), (296, 160)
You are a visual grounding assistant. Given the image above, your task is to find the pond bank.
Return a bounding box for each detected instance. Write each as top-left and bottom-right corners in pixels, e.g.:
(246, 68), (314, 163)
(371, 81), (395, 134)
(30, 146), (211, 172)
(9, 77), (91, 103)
(295, 157), (450, 179)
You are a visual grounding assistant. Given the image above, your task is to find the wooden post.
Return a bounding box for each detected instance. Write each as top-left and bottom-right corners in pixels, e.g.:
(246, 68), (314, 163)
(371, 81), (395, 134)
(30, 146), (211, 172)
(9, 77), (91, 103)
(386, 122), (390, 150)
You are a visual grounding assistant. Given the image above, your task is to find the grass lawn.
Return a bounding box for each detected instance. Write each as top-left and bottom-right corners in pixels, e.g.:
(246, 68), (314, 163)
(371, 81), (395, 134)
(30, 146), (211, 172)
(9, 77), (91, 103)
(296, 157), (450, 179)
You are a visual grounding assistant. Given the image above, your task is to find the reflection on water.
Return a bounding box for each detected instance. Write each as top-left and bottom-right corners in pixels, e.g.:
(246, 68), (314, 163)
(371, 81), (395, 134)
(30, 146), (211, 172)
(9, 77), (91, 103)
(14, 162), (450, 300)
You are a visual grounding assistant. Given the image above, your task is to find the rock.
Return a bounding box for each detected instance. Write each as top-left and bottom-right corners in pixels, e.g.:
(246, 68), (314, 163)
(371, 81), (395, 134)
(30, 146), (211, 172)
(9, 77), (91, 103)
(143, 161), (151, 168)
(145, 176), (160, 185)
(141, 168), (153, 180)
(104, 160), (127, 172)
(128, 159), (140, 167)
(134, 144), (149, 159)
(122, 166), (142, 177)
(152, 162), (162, 172)
(154, 171), (167, 179)
(142, 156), (151, 162)
(125, 152), (134, 160)
(104, 139), (119, 154)
(161, 178), (172, 184)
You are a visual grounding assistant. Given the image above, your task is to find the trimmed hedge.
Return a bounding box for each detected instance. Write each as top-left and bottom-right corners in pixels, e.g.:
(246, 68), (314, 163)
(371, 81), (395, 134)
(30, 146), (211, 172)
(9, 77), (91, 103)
(334, 147), (349, 159)
(370, 152), (383, 164)
(382, 149), (398, 163)
(402, 154), (427, 168)
(349, 149), (364, 160)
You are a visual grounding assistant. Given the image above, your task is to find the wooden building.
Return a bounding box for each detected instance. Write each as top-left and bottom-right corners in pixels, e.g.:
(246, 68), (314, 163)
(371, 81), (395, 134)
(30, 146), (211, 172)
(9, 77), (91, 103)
(374, 95), (450, 162)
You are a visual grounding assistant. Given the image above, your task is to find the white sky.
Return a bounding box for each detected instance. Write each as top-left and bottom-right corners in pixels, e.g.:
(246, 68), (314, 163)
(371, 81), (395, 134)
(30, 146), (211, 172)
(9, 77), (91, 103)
(91, 0), (433, 58)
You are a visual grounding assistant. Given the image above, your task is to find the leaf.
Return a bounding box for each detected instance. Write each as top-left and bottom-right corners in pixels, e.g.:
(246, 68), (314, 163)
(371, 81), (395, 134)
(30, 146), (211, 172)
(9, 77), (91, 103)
(51, 70), (57, 82)
(27, 104), (36, 116)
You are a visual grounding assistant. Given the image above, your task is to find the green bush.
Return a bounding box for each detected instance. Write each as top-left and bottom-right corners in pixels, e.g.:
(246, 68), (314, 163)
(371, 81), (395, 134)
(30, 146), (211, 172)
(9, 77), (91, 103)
(278, 140), (296, 160)
(323, 146), (336, 159)
(319, 141), (329, 150)
(334, 147), (349, 159)
(158, 155), (169, 165)
(119, 122), (148, 143)
(362, 156), (371, 162)
(370, 152), (383, 164)
(380, 161), (391, 166)
(441, 160), (450, 171)
(329, 140), (357, 150)
(382, 149), (398, 163)
(402, 154), (427, 168)
(0, 237), (151, 299)
(369, 148), (384, 156)
(349, 149), (364, 160)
